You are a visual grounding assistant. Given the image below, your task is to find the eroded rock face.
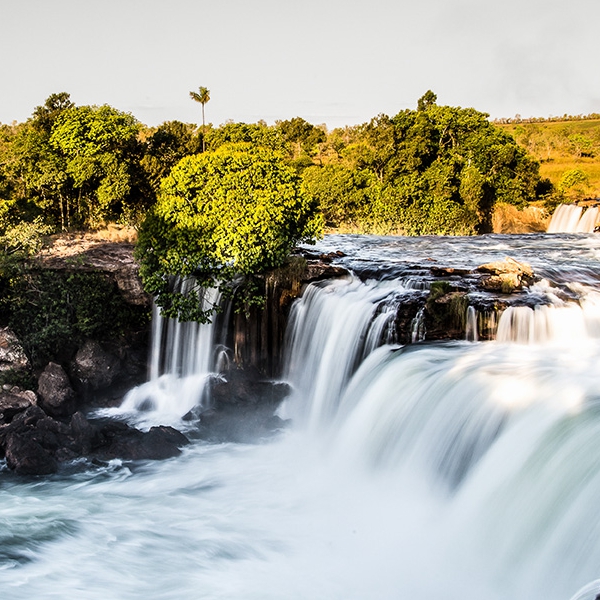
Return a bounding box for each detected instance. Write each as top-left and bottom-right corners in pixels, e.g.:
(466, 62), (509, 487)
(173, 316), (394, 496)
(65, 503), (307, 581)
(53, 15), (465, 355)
(0, 328), (30, 374)
(35, 238), (151, 307)
(37, 362), (76, 417)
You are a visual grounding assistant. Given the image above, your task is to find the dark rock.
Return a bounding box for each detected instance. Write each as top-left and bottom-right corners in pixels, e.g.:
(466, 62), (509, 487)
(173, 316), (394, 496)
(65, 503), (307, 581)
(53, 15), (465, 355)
(37, 362), (76, 417)
(71, 340), (121, 392)
(208, 368), (291, 409)
(69, 411), (95, 455)
(0, 388), (37, 422)
(196, 367), (291, 442)
(5, 432), (58, 475)
(93, 422), (189, 461)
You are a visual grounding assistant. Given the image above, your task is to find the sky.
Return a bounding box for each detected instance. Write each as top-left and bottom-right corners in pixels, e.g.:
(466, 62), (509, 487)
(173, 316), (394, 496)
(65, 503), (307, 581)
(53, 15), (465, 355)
(1, 0), (599, 129)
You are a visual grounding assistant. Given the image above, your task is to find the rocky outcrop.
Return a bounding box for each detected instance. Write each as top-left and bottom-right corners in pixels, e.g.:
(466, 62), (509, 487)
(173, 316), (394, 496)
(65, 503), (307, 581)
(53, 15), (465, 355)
(35, 235), (150, 307)
(476, 257), (536, 293)
(0, 401), (189, 476)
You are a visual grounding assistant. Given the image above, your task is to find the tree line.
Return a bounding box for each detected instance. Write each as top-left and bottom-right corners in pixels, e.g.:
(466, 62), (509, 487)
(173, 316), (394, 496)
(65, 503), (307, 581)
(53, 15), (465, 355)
(0, 90), (550, 255)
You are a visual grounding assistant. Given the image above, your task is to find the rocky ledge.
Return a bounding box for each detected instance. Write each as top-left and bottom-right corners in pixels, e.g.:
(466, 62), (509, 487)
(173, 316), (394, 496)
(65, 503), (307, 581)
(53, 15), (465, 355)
(0, 390), (189, 476)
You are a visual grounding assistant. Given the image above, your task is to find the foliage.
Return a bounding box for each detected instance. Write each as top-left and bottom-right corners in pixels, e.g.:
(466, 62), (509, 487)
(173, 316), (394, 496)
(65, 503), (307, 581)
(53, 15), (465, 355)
(136, 143), (323, 322)
(50, 104), (144, 227)
(0, 267), (148, 367)
(302, 92), (541, 235)
(140, 120), (202, 194)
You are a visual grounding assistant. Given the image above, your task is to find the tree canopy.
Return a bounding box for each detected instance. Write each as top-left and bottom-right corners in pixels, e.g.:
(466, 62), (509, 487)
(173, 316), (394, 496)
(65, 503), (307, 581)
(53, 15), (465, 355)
(135, 143), (323, 322)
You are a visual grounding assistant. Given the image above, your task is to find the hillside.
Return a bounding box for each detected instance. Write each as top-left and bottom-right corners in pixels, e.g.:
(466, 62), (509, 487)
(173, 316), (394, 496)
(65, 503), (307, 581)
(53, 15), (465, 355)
(496, 118), (600, 201)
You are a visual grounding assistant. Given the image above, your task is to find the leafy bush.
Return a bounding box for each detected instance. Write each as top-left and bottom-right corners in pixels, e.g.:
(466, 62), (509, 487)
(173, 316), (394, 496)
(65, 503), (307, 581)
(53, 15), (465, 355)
(136, 143), (323, 322)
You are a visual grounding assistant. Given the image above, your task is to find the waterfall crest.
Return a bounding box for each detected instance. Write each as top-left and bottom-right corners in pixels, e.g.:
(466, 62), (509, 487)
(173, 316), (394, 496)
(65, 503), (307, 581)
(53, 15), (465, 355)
(547, 204), (598, 233)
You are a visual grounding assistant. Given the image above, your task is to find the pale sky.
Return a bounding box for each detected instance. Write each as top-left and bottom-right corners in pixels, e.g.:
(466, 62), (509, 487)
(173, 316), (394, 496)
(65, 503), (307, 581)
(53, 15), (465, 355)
(1, 0), (599, 129)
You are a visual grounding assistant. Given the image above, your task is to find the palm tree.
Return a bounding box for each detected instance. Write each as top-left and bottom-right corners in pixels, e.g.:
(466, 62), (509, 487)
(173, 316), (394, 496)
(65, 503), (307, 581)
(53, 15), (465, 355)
(189, 86), (210, 152)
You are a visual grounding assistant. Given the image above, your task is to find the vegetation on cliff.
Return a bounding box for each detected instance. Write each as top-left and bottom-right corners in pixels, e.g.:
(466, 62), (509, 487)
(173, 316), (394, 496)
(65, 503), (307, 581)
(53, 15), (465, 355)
(135, 144), (322, 322)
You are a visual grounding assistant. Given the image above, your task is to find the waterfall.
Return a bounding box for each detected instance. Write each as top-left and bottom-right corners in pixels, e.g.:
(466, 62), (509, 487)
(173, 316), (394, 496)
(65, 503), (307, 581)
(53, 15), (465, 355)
(280, 269), (600, 598)
(547, 204), (599, 233)
(281, 275), (424, 427)
(107, 281), (222, 427)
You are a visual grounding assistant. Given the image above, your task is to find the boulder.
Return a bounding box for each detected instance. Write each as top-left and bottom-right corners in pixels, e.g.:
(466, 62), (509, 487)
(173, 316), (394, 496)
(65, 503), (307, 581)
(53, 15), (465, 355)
(71, 340), (121, 392)
(0, 327), (30, 374)
(37, 362), (76, 417)
(4, 432), (58, 476)
(476, 257), (536, 293)
(0, 388), (37, 423)
(92, 422), (189, 461)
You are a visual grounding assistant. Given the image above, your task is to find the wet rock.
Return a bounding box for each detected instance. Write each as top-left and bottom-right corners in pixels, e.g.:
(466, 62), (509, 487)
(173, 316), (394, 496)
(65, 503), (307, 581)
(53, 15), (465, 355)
(4, 432), (58, 475)
(476, 257), (536, 293)
(0, 388), (37, 423)
(0, 327), (30, 374)
(92, 422), (189, 461)
(69, 411), (95, 455)
(71, 340), (121, 393)
(37, 362), (76, 417)
(196, 368), (291, 442)
(304, 261), (349, 283)
(208, 368), (291, 409)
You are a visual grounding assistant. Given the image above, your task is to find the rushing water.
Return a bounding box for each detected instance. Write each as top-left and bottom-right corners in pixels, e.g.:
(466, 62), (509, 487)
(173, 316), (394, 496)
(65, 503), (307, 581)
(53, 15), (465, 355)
(2, 233), (600, 600)
(548, 204), (599, 234)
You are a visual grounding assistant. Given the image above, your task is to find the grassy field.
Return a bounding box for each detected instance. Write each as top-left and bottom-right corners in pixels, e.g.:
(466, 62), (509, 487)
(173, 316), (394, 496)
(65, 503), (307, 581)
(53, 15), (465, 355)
(497, 118), (600, 200)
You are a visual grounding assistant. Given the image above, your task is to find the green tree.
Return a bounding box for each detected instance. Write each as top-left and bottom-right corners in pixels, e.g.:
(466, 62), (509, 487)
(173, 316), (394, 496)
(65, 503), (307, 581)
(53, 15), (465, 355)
(136, 143), (323, 322)
(189, 86), (210, 152)
(140, 120), (202, 194)
(50, 104), (143, 226)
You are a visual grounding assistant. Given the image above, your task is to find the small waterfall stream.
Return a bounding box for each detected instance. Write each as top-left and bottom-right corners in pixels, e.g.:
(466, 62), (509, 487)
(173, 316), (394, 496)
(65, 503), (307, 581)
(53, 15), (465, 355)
(548, 204), (599, 233)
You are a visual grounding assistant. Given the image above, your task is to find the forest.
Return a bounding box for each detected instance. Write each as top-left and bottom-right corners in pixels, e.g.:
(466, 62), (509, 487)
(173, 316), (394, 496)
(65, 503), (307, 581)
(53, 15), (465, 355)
(1, 90), (570, 257)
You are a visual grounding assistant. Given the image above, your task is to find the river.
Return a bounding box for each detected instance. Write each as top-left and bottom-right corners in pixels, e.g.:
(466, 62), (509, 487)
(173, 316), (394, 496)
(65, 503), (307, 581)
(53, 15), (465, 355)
(1, 233), (600, 600)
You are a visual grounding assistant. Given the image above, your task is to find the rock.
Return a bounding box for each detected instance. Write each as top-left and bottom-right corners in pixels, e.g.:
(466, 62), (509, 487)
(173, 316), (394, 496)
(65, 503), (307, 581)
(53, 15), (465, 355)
(37, 362), (76, 417)
(69, 411), (95, 455)
(476, 257), (536, 293)
(196, 368), (291, 442)
(35, 238), (151, 307)
(0, 327), (30, 374)
(0, 388), (37, 423)
(4, 432), (58, 475)
(71, 340), (121, 392)
(92, 422), (189, 461)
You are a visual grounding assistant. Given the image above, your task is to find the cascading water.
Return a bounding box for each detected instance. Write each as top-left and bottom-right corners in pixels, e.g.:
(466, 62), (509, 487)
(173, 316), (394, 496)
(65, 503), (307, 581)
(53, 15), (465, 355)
(3, 233), (600, 600)
(105, 281), (222, 428)
(548, 204), (599, 233)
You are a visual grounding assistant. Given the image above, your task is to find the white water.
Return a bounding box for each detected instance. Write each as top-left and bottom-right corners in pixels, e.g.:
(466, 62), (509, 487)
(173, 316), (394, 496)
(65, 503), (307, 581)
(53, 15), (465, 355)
(2, 234), (600, 600)
(548, 204), (599, 233)
(103, 283), (221, 429)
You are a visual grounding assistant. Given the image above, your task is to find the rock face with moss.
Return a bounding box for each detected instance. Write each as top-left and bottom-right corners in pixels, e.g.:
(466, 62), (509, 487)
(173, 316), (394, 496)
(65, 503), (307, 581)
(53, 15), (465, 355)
(0, 235), (158, 475)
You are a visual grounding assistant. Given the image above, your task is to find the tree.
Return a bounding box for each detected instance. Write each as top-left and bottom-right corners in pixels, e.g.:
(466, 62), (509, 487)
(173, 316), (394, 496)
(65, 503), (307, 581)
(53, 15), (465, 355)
(50, 104), (143, 226)
(136, 143), (323, 322)
(189, 86), (210, 152)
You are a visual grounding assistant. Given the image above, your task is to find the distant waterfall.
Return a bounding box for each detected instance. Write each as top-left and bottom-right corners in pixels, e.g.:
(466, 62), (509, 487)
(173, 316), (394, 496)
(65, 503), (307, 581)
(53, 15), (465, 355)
(547, 204), (598, 233)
